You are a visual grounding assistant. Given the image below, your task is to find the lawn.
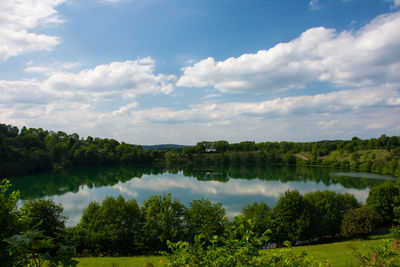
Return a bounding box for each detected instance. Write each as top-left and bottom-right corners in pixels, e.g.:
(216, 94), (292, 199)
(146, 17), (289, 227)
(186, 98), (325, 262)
(261, 232), (393, 266)
(74, 256), (167, 267)
(74, 232), (393, 266)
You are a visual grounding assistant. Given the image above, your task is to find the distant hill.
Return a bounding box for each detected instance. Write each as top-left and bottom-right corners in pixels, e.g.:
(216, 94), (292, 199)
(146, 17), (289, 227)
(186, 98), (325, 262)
(141, 144), (190, 151)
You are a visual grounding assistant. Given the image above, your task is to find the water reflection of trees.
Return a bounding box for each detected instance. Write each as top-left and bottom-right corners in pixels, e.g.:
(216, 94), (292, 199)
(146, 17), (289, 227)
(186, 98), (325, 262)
(10, 163), (385, 199)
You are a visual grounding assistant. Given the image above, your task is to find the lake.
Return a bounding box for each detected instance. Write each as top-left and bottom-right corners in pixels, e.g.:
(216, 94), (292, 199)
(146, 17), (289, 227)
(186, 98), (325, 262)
(9, 164), (395, 226)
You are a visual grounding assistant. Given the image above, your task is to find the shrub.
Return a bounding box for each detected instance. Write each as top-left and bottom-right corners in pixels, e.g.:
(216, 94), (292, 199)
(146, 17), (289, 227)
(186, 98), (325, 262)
(341, 206), (382, 238)
(353, 240), (400, 267)
(0, 179), (20, 266)
(167, 218), (328, 266)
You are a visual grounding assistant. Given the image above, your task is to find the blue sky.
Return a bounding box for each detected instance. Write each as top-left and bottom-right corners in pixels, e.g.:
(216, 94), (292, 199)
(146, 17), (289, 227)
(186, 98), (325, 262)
(1, 0), (400, 145)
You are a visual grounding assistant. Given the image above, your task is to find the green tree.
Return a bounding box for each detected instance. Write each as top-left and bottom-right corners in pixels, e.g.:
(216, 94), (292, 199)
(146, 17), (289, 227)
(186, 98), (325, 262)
(0, 179), (20, 266)
(20, 199), (66, 239)
(185, 199), (225, 242)
(242, 201), (272, 236)
(304, 191), (360, 239)
(391, 181), (400, 240)
(142, 194), (186, 252)
(272, 190), (314, 245)
(367, 180), (399, 224)
(73, 196), (143, 256)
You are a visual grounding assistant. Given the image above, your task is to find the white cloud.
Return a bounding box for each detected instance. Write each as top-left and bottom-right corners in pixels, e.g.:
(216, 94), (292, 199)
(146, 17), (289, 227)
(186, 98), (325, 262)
(0, 58), (179, 140)
(24, 61), (81, 75)
(43, 58), (176, 100)
(0, 0), (65, 61)
(309, 0), (320, 9)
(124, 85), (400, 123)
(318, 120), (339, 130)
(177, 12), (400, 93)
(1, 58), (176, 105)
(1, 76), (399, 144)
(111, 102), (138, 116)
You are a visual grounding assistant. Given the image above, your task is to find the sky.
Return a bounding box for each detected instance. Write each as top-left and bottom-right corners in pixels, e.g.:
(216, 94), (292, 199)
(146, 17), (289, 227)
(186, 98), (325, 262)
(1, 0), (400, 145)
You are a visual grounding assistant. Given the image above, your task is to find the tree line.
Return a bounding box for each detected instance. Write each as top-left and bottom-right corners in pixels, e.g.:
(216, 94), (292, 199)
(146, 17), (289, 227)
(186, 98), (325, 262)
(1, 178), (399, 265)
(1, 123), (400, 178)
(0, 124), (167, 177)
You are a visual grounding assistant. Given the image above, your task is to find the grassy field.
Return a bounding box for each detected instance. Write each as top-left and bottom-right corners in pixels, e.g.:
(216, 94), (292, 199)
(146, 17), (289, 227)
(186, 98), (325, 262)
(74, 232), (393, 266)
(262, 233), (393, 266)
(74, 255), (167, 267)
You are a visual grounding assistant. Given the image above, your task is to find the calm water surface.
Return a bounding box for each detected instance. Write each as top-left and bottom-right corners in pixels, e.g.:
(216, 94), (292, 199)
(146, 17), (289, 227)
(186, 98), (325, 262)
(9, 164), (395, 226)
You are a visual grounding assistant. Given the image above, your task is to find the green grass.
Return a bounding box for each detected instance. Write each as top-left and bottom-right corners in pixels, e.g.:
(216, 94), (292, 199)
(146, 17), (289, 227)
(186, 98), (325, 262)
(74, 233), (392, 267)
(321, 149), (390, 163)
(261, 232), (393, 266)
(74, 256), (167, 267)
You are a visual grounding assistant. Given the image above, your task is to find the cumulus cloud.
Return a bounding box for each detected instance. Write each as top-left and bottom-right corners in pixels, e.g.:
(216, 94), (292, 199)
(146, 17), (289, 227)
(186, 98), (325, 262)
(1, 58), (176, 106)
(44, 58), (176, 100)
(177, 12), (400, 93)
(0, 0), (65, 61)
(121, 85), (400, 123)
(0, 58), (181, 140)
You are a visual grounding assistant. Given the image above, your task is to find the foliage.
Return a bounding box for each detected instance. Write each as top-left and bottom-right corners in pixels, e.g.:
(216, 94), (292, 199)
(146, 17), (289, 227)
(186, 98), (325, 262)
(167, 217), (328, 266)
(391, 180), (400, 240)
(367, 180), (399, 224)
(19, 199), (66, 239)
(12, 199), (77, 266)
(0, 179), (20, 265)
(304, 190), (360, 239)
(166, 217), (270, 266)
(5, 230), (77, 267)
(185, 199), (225, 242)
(352, 240), (400, 267)
(0, 123), (161, 177)
(241, 201), (272, 236)
(341, 206), (382, 238)
(142, 194), (186, 253)
(272, 190), (314, 245)
(71, 196), (143, 256)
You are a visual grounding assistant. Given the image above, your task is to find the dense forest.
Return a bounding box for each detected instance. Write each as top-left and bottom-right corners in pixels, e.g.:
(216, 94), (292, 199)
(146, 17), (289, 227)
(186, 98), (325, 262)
(1, 123), (399, 178)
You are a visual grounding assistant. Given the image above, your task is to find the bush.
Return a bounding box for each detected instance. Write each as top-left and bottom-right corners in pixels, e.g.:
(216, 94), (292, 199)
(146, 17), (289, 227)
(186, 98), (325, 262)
(366, 180), (399, 224)
(341, 206), (382, 238)
(167, 218), (328, 266)
(353, 240), (400, 267)
(166, 217), (269, 266)
(6, 230), (77, 267)
(0, 179), (20, 266)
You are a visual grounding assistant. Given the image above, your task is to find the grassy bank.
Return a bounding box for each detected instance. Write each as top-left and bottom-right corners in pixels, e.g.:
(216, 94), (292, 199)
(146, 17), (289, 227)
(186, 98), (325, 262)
(74, 232), (393, 266)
